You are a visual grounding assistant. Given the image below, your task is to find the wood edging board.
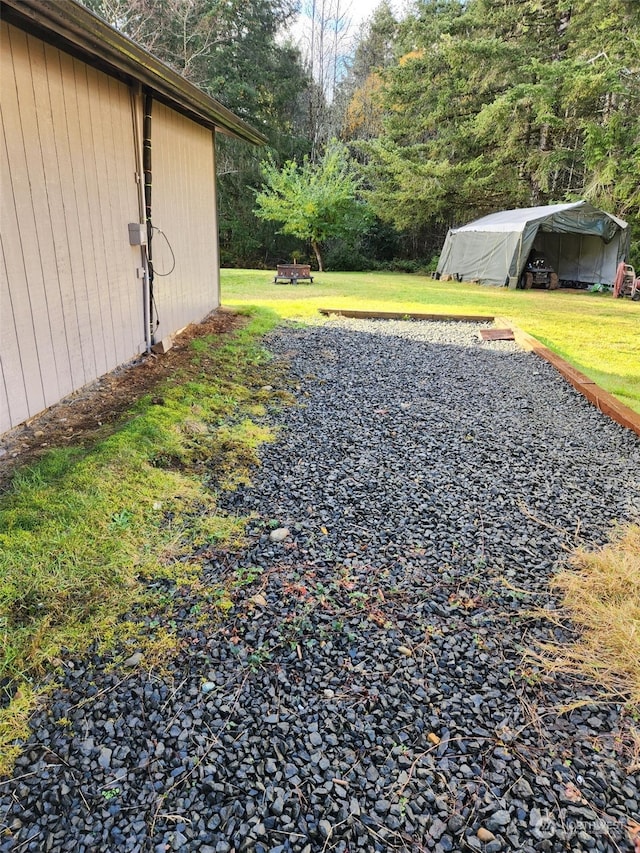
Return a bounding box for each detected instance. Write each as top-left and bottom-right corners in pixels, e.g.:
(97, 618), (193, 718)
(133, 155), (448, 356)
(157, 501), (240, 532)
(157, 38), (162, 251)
(318, 308), (494, 323)
(494, 316), (640, 439)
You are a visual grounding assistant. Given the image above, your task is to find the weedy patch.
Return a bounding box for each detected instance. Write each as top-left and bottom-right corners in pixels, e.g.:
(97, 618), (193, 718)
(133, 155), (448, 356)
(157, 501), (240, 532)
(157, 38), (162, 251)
(534, 524), (640, 708)
(207, 419), (275, 490)
(0, 308), (284, 773)
(0, 685), (35, 776)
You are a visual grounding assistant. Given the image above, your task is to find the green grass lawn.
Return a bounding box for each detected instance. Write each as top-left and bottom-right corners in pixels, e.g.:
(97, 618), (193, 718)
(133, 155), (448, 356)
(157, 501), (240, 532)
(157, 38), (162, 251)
(221, 269), (640, 414)
(0, 309), (281, 772)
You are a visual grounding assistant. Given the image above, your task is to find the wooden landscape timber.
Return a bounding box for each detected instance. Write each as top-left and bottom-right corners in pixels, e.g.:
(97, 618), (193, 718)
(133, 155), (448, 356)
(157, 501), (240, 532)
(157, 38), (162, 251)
(319, 308), (494, 323)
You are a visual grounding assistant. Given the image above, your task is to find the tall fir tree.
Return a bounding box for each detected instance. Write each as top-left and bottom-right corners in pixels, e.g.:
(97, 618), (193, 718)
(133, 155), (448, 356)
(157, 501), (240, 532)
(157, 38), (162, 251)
(360, 0), (639, 258)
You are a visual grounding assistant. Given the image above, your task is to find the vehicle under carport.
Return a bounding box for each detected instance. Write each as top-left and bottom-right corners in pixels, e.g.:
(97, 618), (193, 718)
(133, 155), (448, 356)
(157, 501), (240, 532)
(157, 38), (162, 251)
(436, 200), (629, 289)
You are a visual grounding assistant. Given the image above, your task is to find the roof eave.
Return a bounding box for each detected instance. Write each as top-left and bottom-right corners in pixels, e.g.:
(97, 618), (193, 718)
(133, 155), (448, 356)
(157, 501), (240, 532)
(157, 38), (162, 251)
(1, 0), (267, 146)
(458, 200), (627, 232)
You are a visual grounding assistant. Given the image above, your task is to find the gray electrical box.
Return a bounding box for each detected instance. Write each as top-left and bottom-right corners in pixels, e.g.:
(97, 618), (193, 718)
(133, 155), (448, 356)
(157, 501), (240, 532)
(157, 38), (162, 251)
(128, 222), (147, 246)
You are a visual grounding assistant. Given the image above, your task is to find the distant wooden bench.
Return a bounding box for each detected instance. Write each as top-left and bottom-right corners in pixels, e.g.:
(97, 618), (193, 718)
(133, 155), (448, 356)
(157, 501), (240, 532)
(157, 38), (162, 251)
(274, 263), (314, 285)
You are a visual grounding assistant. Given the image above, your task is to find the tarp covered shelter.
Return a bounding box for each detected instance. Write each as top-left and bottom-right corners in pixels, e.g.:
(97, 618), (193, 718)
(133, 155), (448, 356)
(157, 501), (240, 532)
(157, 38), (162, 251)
(436, 201), (629, 287)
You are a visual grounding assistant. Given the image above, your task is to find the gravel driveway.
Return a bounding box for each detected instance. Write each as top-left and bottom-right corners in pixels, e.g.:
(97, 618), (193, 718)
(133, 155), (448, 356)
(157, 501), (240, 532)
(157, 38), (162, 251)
(2, 319), (640, 853)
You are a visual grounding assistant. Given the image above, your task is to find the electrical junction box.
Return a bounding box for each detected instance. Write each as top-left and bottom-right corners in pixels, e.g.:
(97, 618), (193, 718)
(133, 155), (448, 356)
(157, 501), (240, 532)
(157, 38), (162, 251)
(128, 222), (147, 246)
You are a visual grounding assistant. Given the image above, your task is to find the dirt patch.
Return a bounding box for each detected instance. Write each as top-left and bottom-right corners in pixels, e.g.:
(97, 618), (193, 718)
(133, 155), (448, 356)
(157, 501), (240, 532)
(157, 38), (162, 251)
(0, 309), (245, 492)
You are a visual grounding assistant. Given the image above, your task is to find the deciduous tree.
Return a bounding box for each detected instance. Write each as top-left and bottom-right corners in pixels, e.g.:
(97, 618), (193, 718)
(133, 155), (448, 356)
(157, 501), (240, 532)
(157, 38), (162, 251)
(254, 142), (370, 270)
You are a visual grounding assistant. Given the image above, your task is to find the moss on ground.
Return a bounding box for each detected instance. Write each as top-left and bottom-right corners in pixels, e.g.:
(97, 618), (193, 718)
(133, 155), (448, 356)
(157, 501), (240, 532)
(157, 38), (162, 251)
(0, 307), (282, 775)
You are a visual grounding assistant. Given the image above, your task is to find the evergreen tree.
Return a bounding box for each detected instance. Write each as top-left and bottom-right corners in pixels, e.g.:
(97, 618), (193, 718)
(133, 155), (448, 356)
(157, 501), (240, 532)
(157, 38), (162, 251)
(362, 0), (639, 253)
(361, 0), (473, 230)
(564, 0), (640, 221)
(334, 1), (398, 141)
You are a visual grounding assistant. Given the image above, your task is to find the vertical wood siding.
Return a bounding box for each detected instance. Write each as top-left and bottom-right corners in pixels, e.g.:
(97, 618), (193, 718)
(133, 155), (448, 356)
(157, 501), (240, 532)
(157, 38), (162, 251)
(150, 103), (219, 342)
(0, 22), (144, 433)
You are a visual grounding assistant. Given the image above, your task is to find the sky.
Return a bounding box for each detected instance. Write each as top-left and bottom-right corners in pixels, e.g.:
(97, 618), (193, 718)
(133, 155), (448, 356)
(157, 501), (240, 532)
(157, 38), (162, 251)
(290, 0), (396, 47)
(344, 0), (387, 26)
(288, 0), (398, 93)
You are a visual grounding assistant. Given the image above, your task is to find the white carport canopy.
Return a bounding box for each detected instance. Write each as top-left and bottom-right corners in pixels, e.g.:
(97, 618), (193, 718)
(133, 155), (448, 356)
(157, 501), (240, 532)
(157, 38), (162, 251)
(436, 201), (629, 286)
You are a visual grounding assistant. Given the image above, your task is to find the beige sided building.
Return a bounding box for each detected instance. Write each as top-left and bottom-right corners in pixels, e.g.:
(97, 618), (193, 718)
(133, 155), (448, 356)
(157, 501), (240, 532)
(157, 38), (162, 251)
(0, 0), (265, 434)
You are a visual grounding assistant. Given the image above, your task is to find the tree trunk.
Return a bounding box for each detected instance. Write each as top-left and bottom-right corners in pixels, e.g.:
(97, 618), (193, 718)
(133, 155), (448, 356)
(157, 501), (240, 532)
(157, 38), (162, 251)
(311, 240), (324, 272)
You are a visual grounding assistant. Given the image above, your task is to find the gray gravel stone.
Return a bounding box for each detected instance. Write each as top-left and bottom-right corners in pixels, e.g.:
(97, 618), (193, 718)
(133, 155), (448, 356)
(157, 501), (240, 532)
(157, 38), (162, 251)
(487, 809), (511, 829)
(269, 527), (290, 542)
(318, 820), (332, 839)
(97, 747), (112, 769)
(1, 318), (638, 853)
